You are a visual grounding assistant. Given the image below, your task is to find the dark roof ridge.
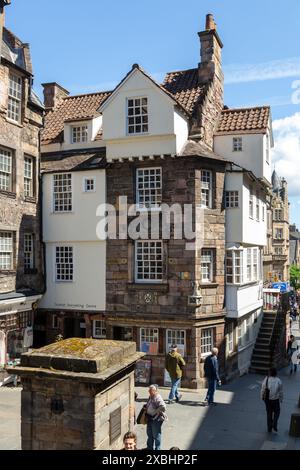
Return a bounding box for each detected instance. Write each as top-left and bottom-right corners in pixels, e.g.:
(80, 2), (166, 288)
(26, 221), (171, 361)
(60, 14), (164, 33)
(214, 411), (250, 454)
(162, 67), (198, 80)
(222, 105), (270, 113)
(62, 90), (112, 100)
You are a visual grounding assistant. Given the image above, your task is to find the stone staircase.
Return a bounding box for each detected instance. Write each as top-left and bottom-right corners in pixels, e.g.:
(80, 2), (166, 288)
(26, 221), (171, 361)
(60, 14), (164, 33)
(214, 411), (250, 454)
(250, 303), (288, 375)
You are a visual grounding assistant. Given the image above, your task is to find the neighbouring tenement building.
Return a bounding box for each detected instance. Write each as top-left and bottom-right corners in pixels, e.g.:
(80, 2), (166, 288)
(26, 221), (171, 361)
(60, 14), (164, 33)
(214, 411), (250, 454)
(263, 170), (290, 284)
(40, 13), (276, 387)
(0, 1), (44, 366)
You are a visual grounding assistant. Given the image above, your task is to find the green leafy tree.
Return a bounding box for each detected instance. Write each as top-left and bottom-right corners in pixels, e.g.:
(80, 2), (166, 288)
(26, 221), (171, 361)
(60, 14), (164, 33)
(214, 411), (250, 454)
(290, 265), (300, 289)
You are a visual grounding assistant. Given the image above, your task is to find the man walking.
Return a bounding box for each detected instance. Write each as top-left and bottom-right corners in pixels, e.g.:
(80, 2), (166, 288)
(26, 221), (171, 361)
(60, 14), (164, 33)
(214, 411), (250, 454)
(165, 344), (186, 404)
(261, 368), (283, 433)
(204, 348), (221, 406)
(287, 335), (299, 374)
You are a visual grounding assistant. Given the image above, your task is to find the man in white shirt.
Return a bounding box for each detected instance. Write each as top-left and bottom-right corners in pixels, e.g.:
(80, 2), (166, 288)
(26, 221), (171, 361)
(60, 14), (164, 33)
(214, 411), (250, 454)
(261, 368), (283, 433)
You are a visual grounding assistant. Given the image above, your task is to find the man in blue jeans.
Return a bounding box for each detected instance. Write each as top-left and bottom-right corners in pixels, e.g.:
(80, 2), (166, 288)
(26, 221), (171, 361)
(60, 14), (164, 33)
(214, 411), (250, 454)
(165, 345), (186, 404)
(204, 348), (221, 406)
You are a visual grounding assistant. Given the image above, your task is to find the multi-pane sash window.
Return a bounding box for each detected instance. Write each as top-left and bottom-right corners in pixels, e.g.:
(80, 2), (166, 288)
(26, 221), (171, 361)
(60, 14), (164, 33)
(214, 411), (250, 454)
(237, 323), (243, 348)
(55, 246), (73, 282)
(24, 157), (33, 197)
(201, 170), (212, 208)
(136, 168), (162, 208)
(136, 241), (163, 282)
(72, 126), (88, 143)
(275, 228), (283, 240)
(226, 250), (243, 284)
(127, 97), (148, 134)
(140, 328), (159, 355)
(201, 328), (214, 355)
(8, 74), (22, 122)
(166, 330), (185, 354)
(84, 178), (95, 193)
(24, 234), (34, 271)
(0, 148), (12, 192)
(0, 232), (13, 270)
(53, 174), (72, 212)
(256, 193), (260, 221)
(201, 249), (214, 283)
(247, 248), (252, 282)
(249, 189), (254, 219)
(275, 247), (283, 255)
(233, 137), (243, 152)
(253, 248), (258, 281)
(93, 320), (106, 339)
(225, 191), (239, 208)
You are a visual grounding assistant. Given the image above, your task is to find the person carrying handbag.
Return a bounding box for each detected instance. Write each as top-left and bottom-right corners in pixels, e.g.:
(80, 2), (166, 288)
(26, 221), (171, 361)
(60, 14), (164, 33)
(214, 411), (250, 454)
(145, 384), (167, 450)
(261, 368), (283, 433)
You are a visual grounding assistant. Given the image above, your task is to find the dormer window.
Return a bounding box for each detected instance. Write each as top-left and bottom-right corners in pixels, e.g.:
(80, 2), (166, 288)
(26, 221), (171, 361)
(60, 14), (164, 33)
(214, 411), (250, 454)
(233, 137), (243, 152)
(72, 125), (88, 144)
(8, 74), (22, 123)
(127, 97), (148, 135)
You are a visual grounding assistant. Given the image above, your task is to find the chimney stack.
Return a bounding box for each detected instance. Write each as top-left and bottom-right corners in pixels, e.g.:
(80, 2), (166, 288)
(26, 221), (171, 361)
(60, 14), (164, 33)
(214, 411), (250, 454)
(206, 13), (216, 31)
(42, 82), (69, 111)
(0, 1), (11, 65)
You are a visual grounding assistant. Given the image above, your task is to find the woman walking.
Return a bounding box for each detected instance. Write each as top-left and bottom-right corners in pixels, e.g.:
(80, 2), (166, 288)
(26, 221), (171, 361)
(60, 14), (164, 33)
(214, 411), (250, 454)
(261, 368), (283, 433)
(145, 384), (167, 450)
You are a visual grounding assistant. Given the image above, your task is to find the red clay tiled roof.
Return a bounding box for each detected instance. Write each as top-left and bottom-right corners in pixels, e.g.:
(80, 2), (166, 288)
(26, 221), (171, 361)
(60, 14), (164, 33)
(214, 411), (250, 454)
(162, 68), (207, 115)
(41, 91), (111, 145)
(217, 106), (270, 134)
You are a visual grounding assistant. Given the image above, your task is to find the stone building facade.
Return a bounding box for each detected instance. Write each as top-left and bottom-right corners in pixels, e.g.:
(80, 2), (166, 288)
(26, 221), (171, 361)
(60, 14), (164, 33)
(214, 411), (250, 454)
(263, 170), (290, 283)
(0, 3), (44, 367)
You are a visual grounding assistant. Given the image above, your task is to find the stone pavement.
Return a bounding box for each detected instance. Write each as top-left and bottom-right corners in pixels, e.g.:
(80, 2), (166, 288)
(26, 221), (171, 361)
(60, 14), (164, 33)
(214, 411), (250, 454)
(0, 320), (300, 451)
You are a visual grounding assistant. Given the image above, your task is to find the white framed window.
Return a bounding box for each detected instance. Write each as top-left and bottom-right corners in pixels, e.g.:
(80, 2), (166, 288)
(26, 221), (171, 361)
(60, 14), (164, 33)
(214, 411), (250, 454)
(247, 248), (252, 283)
(93, 320), (106, 339)
(24, 234), (34, 271)
(227, 323), (234, 354)
(256, 193), (260, 221)
(225, 191), (239, 208)
(233, 137), (243, 152)
(274, 228), (283, 240)
(0, 232), (13, 270)
(166, 330), (185, 356)
(201, 170), (213, 208)
(136, 167), (162, 209)
(72, 125), (88, 143)
(135, 240), (163, 282)
(253, 248), (258, 281)
(0, 147), (12, 192)
(52, 315), (59, 329)
(8, 74), (22, 122)
(249, 188), (254, 219)
(201, 328), (214, 356)
(24, 156), (33, 197)
(275, 247), (283, 255)
(201, 249), (214, 283)
(53, 173), (72, 213)
(226, 250), (243, 284)
(84, 177), (95, 193)
(55, 246), (73, 282)
(140, 328), (159, 355)
(127, 97), (148, 134)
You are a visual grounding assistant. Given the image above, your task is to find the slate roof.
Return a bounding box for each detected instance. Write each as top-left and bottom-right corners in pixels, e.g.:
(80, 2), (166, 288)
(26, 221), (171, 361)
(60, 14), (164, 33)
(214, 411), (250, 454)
(216, 106), (270, 134)
(163, 68), (207, 115)
(179, 140), (227, 162)
(41, 152), (106, 174)
(41, 91), (111, 145)
(1, 27), (31, 73)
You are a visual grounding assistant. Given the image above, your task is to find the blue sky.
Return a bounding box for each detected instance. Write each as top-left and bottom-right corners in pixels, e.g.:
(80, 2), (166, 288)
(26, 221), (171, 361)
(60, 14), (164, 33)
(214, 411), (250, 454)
(6, 0), (300, 225)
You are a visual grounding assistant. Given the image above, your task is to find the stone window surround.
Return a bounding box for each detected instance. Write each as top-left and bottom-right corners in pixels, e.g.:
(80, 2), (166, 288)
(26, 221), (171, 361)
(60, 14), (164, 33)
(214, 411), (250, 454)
(24, 154), (37, 201)
(7, 72), (23, 124)
(0, 230), (16, 272)
(135, 240), (164, 283)
(0, 145), (16, 196)
(136, 166), (162, 209)
(24, 232), (35, 272)
(201, 169), (213, 209)
(201, 248), (215, 283)
(200, 327), (215, 357)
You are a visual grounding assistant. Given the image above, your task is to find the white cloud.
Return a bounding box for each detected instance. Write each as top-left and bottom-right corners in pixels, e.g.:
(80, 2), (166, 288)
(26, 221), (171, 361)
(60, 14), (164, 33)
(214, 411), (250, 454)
(224, 57), (300, 84)
(272, 112), (300, 198)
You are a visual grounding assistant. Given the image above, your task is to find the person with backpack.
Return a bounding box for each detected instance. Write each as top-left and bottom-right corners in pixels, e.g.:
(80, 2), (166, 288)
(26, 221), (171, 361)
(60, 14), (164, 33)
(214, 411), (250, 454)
(203, 348), (221, 406)
(261, 368), (283, 433)
(165, 344), (186, 404)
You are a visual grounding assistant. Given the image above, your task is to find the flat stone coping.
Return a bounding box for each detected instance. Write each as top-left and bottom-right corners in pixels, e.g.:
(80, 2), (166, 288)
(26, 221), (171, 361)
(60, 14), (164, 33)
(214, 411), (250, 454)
(8, 338), (145, 375)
